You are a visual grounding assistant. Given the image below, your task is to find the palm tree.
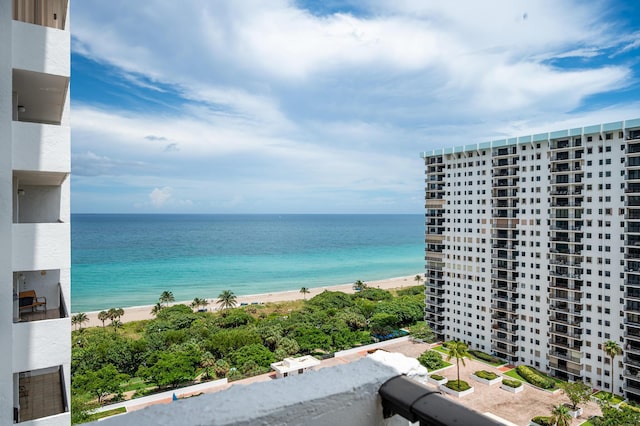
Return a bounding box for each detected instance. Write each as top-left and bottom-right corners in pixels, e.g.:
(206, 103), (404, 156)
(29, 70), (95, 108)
(353, 280), (366, 291)
(159, 291), (175, 307)
(72, 313), (89, 331)
(414, 274), (423, 284)
(550, 403), (571, 426)
(445, 340), (469, 386)
(603, 340), (623, 394)
(201, 351), (216, 380)
(150, 302), (163, 316)
(97, 311), (109, 329)
(300, 287), (310, 300)
(217, 290), (237, 310)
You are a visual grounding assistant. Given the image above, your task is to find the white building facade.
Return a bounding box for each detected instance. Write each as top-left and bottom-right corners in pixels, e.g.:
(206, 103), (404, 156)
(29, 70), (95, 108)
(422, 118), (640, 400)
(1, 0), (71, 424)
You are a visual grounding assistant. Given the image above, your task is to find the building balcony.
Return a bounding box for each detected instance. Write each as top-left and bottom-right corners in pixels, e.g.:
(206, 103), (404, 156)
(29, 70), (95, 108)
(548, 362), (582, 377)
(14, 366), (69, 424)
(551, 139), (582, 150)
(548, 350), (582, 364)
(624, 357), (640, 368)
(12, 17), (69, 78)
(624, 384), (640, 397)
(12, 317), (70, 372)
(549, 313), (582, 325)
(491, 334), (518, 345)
(11, 223), (70, 271)
(550, 327), (582, 339)
(12, 121), (70, 172)
(549, 340), (582, 351)
(492, 314), (517, 324)
(492, 147), (517, 157)
(491, 282), (517, 293)
(491, 344), (517, 357)
(491, 273), (518, 282)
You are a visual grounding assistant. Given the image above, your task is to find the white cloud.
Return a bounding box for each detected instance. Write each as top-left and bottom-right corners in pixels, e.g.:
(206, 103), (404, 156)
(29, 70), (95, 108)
(69, 0), (640, 213)
(149, 187), (172, 207)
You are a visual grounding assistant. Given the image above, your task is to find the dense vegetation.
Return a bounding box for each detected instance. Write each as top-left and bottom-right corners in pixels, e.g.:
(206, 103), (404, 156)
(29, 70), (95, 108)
(501, 379), (521, 388)
(473, 370), (498, 381)
(515, 365), (555, 390)
(468, 350), (502, 365)
(417, 350), (448, 371)
(71, 286), (426, 417)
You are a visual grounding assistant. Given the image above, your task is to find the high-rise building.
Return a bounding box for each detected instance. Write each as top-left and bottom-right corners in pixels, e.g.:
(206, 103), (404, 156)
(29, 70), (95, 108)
(422, 118), (640, 400)
(1, 0), (71, 424)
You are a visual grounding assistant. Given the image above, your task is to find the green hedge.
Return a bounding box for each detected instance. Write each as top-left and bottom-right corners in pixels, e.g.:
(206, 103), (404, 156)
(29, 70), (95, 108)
(469, 350), (502, 364)
(502, 378), (522, 388)
(445, 380), (471, 391)
(474, 370), (499, 380)
(516, 365), (555, 389)
(430, 374), (444, 381)
(531, 416), (552, 426)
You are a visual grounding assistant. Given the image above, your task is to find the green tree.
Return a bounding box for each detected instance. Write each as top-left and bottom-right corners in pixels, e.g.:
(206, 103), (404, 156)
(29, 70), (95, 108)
(97, 311), (109, 329)
(445, 340), (469, 386)
(150, 302), (163, 316)
(200, 351), (216, 380)
(603, 340), (622, 394)
(191, 297), (208, 312)
(410, 322), (435, 343)
(232, 343), (275, 369)
(560, 381), (591, 411)
(217, 290), (237, 310)
(417, 350), (445, 371)
(72, 364), (129, 404)
(138, 351), (198, 388)
(214, 359), (230, 378)
(159, 291), (175, 307)
(72, 313), (89, 331)
(300, 287), (310, 300)
(369, 312), (398, 336)
(276, 337), (300, 357)
(550, 404), (571, 426)
(414, 274), (423, 284)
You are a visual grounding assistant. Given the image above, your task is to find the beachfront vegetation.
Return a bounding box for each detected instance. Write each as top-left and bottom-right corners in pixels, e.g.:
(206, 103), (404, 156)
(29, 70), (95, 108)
(71, 313), (89, 331)
(71, 285), (428, 419)
(217, 290), (238, 309)
(299, 287), (310, 299)
(159, 291), (175, 306)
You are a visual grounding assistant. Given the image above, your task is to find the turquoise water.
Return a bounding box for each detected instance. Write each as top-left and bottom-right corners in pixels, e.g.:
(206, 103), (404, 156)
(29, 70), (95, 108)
(71, 214), (424, 311)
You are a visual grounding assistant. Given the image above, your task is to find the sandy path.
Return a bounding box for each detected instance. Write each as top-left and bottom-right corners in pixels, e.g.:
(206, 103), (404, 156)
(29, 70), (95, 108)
(80, 274), (423, 327)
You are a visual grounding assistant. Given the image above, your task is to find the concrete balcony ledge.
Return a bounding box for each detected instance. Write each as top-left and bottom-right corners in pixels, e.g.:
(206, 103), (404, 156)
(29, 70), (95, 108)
(12, 121), (70, 172)
(13, 317), (70, 372)
(12, 223), (70, 271)
(94, 357), (410, 426)
(12, 19), (70, 75)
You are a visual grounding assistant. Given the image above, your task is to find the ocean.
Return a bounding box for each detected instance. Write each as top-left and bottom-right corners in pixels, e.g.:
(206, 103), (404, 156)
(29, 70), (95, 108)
(71, 214), (425, 312)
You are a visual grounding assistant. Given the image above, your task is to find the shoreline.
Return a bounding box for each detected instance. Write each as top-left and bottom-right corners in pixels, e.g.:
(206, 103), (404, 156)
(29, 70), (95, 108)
(80, 274), (423, 327)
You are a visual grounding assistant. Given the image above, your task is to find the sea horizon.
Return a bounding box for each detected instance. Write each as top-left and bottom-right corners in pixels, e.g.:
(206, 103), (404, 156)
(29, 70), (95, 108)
(71, 213), (425, 312)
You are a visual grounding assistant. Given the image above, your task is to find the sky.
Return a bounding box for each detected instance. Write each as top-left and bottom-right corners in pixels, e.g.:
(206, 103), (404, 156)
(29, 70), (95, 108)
(70, 0), (640, 214)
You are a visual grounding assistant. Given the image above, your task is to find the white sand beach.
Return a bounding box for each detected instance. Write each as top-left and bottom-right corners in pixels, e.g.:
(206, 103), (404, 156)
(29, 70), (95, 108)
(81, 274), (423, 328)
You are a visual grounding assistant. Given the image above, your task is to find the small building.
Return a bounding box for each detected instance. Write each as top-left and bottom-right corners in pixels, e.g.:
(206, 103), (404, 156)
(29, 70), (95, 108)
(270, 356), (321, 379)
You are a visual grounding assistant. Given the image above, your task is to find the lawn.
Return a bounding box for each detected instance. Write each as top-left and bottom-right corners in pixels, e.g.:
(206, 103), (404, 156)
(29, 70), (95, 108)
(503, 369), (526, 382)
(432, 345), (449, 355)
(593, 391), (624, 405)
(120, 377), (150, 393)
(86, 407), (127, 422)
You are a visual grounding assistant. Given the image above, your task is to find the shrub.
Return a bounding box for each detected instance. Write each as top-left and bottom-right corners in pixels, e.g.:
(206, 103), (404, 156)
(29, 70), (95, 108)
(430, 374), (444, 381)
(531, 416), (553, 426)
(445, 380), (470, 391)
(469, 350), (502, 364)
(474, 370), (499, 380)
(516, 365), (555, 389)
(417, 350), (446, 371)
(502, 379), (522, 388)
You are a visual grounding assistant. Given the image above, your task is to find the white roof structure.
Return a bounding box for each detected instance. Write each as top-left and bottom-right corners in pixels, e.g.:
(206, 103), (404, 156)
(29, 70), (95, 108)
(271, 356), (320, 374)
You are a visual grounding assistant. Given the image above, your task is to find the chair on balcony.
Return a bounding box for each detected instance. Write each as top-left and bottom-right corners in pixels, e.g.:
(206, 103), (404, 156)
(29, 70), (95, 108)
(18, 290), (47, 313)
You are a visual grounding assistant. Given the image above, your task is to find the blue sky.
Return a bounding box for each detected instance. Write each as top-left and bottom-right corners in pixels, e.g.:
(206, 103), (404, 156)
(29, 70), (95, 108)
(71, 0), (640, 214)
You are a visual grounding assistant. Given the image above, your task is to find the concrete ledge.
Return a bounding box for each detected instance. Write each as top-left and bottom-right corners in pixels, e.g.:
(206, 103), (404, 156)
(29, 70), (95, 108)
(500, 383), (523, 393)
(93, 357), (407, 426)
(439, 384), (475, 398)
(470, 374), (502, 386)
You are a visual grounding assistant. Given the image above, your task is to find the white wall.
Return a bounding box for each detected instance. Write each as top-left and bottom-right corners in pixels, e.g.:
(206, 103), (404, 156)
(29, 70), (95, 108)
(12, 223), (70, 271)
(11, 20), (69, 76)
